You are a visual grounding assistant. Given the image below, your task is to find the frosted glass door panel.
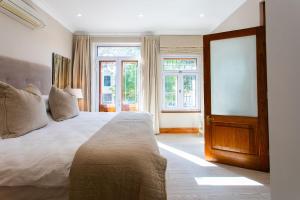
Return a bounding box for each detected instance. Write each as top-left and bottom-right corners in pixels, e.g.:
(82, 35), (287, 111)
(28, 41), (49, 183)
(211, 35), (258, 117)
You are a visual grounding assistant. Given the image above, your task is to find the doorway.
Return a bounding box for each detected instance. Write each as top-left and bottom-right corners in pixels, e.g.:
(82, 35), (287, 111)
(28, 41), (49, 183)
(203, 27), (269, 171)
(96, 45), (141, 112)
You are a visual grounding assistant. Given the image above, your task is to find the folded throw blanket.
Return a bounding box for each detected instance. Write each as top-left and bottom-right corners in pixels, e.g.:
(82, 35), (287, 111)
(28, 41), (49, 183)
(70, 112), (167, 200)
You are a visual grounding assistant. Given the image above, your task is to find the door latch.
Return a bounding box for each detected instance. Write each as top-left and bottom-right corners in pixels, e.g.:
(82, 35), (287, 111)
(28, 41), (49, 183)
(206, 115), (214, 125)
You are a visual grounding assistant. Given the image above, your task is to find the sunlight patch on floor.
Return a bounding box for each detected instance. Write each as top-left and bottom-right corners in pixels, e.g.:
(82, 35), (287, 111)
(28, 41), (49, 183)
(157, 141), (216, 167)
(194, 177), (263, 186)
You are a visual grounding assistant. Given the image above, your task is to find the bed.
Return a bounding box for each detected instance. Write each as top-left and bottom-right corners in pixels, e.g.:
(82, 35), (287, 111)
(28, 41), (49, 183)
(0, 55), (167, 200)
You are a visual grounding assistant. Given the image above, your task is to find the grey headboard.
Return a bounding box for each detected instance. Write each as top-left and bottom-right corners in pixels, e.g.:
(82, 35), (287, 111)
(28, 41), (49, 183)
(0, 55), (52, 94)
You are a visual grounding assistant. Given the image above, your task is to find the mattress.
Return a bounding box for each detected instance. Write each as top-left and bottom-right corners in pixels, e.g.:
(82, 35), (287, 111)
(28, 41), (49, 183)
(0, 112), (117, 187)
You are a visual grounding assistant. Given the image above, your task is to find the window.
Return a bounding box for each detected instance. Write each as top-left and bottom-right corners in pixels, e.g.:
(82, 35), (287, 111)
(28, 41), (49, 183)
(164, 75), (178, 108)
(97, 46), (140, 112)
(163, 58), (197, 71)
(122, 61), (138, 105)
(104, 76), (111, 86)
(162, 56), (200, 111)
(97, 46), (140, 57)
(100, 61), (116, 106)
(103, 94), (112, 104)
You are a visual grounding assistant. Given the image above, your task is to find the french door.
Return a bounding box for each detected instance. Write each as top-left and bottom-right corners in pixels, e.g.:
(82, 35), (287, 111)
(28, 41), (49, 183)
(121, 61), (139, 111)
(99, 60), (139, 112)
(203, 27), (269, 171)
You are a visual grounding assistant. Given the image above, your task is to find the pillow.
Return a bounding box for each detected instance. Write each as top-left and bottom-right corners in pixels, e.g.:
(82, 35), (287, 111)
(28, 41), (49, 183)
(0, 82), (49, 139)
(64, 86), (76, 96)
(42, 95), (50, 112)
(49, 86), (79, 121)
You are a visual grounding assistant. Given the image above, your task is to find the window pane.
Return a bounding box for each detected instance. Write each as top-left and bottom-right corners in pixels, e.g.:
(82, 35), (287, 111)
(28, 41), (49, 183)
(100, 61), (116, 106)
(183, 75), (197, 108)
(104, 76), (111, 86)
(163, 58), (197, 71)
(103, 94), (112, 103)
(97, 46), (141, 57)
(165, 75), (178, 108)
(122, 61), (138, 111)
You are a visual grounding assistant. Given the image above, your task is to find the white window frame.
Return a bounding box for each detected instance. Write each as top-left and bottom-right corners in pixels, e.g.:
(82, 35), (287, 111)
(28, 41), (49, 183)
(94, 43), (141, 112)
(161, 54), (201, 112)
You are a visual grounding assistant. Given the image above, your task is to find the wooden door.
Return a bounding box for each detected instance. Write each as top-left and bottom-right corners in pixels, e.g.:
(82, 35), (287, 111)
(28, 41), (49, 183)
(203, 27), (269, 171)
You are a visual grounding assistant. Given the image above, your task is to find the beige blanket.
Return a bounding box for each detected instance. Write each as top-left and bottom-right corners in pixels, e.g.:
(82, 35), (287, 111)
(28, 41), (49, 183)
(69, 112), (167, 200)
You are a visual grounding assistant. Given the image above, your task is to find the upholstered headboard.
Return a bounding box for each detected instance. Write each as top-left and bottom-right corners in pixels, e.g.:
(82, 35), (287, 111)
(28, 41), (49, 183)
(0, 55), (52, 94)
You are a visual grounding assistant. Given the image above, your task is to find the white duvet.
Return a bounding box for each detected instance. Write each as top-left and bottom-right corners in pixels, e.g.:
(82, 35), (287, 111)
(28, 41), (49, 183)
(0, 112), (117, 187)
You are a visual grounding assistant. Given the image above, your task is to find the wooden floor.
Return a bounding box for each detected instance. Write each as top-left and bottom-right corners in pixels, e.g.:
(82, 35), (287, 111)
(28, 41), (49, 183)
(156, 134), (270, 200)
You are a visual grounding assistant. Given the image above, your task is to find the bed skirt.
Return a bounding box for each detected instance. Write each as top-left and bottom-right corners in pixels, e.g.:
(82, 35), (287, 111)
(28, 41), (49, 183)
(0, 186), (68, 200)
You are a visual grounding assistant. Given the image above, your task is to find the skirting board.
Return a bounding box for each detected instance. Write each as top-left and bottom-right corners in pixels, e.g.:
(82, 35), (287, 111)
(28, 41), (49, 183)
(159, 128), (200, 134)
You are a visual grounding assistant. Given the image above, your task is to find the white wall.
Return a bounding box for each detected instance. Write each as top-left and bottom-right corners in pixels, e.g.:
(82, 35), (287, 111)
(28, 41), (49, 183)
(213, 0), (261, 33)
(160, 113), (202, 129)
(90, 36), (141, 44)
(0, 6), (73, 67)
(266, 1), (300, 199)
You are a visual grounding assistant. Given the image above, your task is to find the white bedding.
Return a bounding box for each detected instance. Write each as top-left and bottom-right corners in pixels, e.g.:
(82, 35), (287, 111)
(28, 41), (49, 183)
(0, 112), (117, 187)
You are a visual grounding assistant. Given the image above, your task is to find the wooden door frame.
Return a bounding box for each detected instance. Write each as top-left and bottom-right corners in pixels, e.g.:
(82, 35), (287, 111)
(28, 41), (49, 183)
(203, 27), (269, 171)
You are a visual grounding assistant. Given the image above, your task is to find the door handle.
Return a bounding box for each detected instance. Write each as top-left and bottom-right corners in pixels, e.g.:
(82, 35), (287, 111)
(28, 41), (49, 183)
(206, 115), (214, 125)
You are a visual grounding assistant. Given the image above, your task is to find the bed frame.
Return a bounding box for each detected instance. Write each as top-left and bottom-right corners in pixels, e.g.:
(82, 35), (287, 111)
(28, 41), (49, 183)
(0, 55), (67, 200)
(0, 55), (51, 94)
(0, 55), (166, 200)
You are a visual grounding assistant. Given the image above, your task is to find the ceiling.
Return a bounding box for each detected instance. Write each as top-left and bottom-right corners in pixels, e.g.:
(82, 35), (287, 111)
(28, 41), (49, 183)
(31, 0), (246, 35)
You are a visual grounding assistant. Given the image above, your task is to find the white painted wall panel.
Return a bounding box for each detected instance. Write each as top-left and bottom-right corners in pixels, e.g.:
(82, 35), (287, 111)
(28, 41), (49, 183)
(266, 0), (300, 199)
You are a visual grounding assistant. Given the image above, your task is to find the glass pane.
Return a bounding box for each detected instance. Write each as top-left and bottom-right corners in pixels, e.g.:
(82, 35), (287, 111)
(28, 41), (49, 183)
(97, 46), (141, 57)
(165, 75), (178, 108)
(183, 75), (197, 108)
(100, 61), (116, 112)
(163, 58), (197, 71)
(211, 35), (258, 117)
(122, 61), (138, 111)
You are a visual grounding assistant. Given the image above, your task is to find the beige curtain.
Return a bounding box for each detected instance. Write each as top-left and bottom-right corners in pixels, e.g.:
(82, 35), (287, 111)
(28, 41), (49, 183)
(53, 53), (72, 89)
(141, 36), (161, 134)
(72, 35), (91, 111)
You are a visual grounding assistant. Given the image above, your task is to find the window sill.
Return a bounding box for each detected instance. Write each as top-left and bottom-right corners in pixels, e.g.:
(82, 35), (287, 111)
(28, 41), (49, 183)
(161, 110), (201, 113)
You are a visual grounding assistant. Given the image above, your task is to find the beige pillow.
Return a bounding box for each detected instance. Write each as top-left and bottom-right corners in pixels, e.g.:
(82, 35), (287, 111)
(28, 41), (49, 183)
(49, 86), (79, 121)
(0, 82), (49, 139)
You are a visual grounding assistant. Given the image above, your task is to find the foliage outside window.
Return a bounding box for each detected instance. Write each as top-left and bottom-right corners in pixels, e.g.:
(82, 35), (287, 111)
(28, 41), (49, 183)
(97, 46), (140, 57)
(123, 61), (138, 104)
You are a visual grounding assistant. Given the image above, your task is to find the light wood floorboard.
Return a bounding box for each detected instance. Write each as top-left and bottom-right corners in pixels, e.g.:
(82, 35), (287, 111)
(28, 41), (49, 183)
(156, 134), (270, 200)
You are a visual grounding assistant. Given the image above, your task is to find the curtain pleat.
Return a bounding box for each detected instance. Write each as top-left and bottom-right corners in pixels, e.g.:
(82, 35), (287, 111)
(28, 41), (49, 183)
(141, 36), (161, 134)
(72, 35), (91, 111)
(53, 54), (72, 89)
